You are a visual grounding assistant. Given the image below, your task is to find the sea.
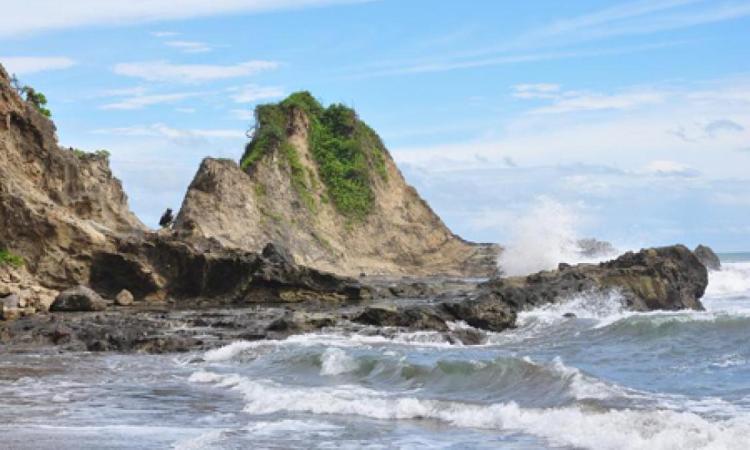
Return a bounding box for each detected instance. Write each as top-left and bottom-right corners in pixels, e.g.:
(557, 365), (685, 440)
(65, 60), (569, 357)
(1, 254), (749, 449)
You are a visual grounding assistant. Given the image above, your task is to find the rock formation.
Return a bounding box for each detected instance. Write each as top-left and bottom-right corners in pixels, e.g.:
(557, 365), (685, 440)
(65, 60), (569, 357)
(174, 93), (497, 277)
(0, 64), (145, 290)
(354, 245), (710, 334)
(694, 244), (721, 271)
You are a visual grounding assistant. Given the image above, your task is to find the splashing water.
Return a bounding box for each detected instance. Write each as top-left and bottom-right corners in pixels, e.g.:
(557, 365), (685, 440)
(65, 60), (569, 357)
(498, 198), (617, 276)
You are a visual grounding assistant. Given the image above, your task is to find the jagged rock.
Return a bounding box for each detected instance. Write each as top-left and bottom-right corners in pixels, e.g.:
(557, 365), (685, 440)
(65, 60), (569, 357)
(694, 244), (721, 271)
(50, 286), (106, 312)
(0, 63), (145, 291)
(173, 94), (498, 278)
(115, 289), (134, 306)
(478, 245), (708, 314)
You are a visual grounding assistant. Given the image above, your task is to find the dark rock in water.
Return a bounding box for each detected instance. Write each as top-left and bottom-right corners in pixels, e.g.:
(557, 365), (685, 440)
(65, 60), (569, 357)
(354, 304), (449, 331)
(50, 286), (106, 312)
(267, 311), (337, 334)
(694, 244), (721, 271)
(439, 300), (516, 332)
(477, 245), (708, 316)
(563, 312), (577, 318)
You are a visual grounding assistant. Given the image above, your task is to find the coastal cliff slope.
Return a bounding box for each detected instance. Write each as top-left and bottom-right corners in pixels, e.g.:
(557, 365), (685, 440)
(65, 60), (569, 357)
(174, 92), (497, 277)
(0, 64), (145, 290)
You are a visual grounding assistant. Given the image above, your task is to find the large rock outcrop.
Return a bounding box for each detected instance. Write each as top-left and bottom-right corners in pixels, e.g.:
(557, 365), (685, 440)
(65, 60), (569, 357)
(355, 245), (709, 333)
(174, 93), (497, 278)
(88, 233), (372, 305)
(479, 244), (708, 312)
(0, 64), (145, 289)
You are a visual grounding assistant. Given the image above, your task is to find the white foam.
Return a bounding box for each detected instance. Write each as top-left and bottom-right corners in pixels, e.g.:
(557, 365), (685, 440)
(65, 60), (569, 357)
(550, 356), (623, 400)
(320, 348), (359, 376)
(191, 371), (750, 450)
(171, 429), (225, 450)
(705, 263), (750, 298)
(517, 290), (630, 329)
(497, 198), (618, 276)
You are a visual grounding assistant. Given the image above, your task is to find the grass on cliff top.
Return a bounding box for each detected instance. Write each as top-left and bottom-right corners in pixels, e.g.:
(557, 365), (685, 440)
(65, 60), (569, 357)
(239, 91), (389, 220)
(0, 249), (24, 268)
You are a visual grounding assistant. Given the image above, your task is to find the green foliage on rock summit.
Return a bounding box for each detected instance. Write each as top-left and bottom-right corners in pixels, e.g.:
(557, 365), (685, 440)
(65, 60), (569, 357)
(240, 92), (389, 219)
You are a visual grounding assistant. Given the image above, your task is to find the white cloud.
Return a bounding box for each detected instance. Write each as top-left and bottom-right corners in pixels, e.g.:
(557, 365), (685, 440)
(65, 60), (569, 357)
(0, 56), (75, 75)
(643, 160), (699, 177)
(164, 40), (212, 53)
(113, 60), (279, 83)
(531, 90), (665, 114)
(0, 1), (369, 38)
(511, 83), (561, 99)
(230, 84), (285, 103)
(392, 76), (750, 182)
(101, 92), (202, 110)
(93, 123), (243, 140)
(151, 31), (180, 38)
(344, 1), (750, 79)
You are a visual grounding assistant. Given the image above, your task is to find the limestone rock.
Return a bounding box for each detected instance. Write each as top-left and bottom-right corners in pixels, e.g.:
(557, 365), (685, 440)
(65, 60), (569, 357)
(115, 289), (134, 306)
(173, 95), (498, 278)
(50, 285), (106, 312)
(694, 244), (721, 271)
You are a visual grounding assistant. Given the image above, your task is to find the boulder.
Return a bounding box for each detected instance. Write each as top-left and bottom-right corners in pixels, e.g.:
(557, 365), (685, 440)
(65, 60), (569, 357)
(50, 286), (106, 312)
(694, 244), (721, 271)
(115, 289), (134, 306)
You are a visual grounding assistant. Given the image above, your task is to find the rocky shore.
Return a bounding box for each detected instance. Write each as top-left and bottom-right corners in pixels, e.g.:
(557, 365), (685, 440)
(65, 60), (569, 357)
(1, 243), (712, 353)
(0, 62), (716, 355)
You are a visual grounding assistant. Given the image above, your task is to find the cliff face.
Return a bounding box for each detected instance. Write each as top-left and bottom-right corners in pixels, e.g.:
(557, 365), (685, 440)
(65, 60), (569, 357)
(0, 64), (145, 289)
(175, 93), (497, 277)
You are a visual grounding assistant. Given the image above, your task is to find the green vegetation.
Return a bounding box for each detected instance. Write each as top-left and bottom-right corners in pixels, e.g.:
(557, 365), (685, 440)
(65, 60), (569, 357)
(239, 91), (389, 220)
(11, 74), (52, 117)
(0, 249), (24, 268)
(70, 148), (111, 160)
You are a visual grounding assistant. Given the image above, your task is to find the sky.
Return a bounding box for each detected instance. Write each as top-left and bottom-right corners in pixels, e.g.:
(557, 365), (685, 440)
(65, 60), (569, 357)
(1, 0), (749, 251)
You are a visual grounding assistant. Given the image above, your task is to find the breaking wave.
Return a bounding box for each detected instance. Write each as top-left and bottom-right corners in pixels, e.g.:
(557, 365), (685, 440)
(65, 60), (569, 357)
(189, 369), (750, 450)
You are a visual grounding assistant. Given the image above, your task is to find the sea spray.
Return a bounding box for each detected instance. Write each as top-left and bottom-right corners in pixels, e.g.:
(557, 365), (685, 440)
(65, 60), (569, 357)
(497, 198), (618, 276)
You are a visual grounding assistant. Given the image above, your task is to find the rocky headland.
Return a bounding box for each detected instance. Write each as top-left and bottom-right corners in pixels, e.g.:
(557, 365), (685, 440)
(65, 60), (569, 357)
(0, 63), (716, 353)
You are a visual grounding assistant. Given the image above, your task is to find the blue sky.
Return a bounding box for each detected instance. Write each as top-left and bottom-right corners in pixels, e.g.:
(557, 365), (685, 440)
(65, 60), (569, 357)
(2, 0), (750, 251)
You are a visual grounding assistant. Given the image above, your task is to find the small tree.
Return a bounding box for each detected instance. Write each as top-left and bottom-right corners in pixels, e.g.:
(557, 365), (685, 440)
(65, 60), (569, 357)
(24, 87), (51, 117)
(10, 74), (52, 117)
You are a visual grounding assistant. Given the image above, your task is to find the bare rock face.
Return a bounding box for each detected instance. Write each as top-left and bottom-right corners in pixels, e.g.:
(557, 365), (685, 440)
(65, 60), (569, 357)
(174, 94), (497, 278)
(50, 285), (106, 312)
(0, 64), (145, 290)
(694, 244), (721, 271)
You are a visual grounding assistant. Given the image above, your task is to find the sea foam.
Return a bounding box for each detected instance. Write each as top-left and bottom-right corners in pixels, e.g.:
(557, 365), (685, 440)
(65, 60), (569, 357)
(190, 371), (750, 450)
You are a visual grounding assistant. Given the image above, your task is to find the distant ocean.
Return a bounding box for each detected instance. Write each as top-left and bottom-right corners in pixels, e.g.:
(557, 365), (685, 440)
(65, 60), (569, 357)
(1, 255), (749, 449)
